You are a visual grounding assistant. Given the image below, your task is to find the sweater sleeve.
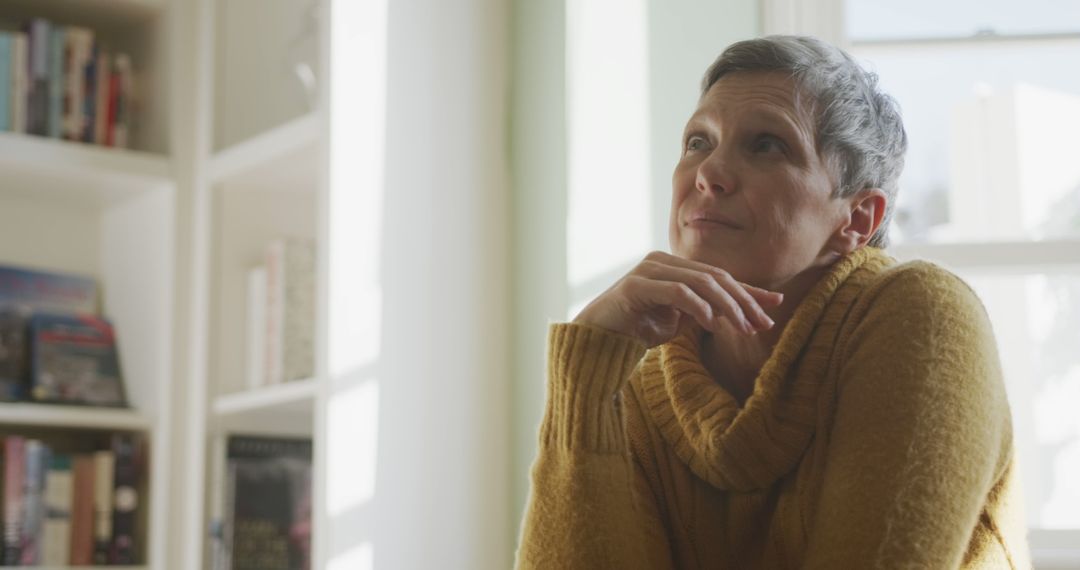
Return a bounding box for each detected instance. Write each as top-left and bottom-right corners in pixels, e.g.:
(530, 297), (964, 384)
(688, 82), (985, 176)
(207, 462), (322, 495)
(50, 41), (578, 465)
(515, 322), (676, 570)
(803, 263), (1011, 569)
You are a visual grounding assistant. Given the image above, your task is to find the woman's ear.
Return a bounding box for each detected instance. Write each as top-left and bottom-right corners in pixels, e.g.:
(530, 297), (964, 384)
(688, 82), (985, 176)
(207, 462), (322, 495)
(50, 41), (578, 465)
(827, 188), (887, 254)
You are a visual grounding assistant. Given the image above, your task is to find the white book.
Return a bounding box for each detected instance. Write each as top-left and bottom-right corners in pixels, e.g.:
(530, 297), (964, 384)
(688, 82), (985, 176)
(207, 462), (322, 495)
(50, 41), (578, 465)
(246, 266), (268, 390)
(42, 458), (73, 565)
(11, 33), (27, 134)
(265, 238), (315, 384)
(92, 450), (114, 559)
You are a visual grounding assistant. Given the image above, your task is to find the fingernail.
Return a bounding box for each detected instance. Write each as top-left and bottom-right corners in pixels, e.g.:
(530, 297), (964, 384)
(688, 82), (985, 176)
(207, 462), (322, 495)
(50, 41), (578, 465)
(763, 316), (775, 328)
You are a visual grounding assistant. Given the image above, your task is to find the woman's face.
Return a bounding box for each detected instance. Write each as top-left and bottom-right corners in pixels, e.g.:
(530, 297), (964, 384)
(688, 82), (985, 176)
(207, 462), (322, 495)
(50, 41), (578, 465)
(670, 71), (850, 290)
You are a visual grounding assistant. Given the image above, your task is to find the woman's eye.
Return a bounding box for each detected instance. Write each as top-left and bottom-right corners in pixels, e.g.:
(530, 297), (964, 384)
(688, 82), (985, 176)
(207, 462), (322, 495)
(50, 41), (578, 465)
(752, 135), (785, 154)
(685, 136), (707, 152)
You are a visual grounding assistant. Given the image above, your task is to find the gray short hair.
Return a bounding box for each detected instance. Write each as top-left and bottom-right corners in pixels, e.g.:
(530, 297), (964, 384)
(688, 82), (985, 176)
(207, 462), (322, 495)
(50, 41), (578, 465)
(702, 35), (907, 248)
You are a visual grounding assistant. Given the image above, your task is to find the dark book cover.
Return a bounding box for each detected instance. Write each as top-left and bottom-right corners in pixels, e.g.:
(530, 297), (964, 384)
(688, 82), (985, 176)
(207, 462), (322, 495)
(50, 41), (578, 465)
(225, 436), (312, 570)
(109, 433), (141, 564)
(29, 312), (127, 407)
(0, 307), (31, 401)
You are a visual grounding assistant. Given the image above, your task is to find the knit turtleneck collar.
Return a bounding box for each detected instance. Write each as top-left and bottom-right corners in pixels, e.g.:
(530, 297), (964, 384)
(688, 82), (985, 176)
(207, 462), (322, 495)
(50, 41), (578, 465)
(636, 247), (893, 491)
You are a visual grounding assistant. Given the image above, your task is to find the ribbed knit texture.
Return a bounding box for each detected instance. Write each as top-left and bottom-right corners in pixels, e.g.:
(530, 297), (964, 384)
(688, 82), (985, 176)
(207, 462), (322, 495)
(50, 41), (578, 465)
(515, 247), (1032, 569)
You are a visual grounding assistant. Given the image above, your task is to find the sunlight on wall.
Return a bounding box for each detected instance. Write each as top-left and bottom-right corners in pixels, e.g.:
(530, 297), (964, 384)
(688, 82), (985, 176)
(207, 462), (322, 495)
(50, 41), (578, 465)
(323, 0), (387, 566)
(329, 0), (386, 377)
(566, 0), (651, 293)
(327, 380), (379, 515)
(328, 542), (373, 570)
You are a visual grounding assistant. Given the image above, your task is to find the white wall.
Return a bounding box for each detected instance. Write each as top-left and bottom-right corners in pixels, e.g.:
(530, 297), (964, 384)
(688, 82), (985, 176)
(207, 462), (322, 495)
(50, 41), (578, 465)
(366, 0), (513, 568)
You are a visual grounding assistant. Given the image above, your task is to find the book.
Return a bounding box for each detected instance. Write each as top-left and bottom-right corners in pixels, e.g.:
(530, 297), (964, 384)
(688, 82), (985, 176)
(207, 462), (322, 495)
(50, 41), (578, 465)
(69, 454), (94, 565)
(93, 49), (109, 145)
(0, 264), (98, 315)
(265, 239), (315, 385)
(246, 266), (268, 389)
(29, 312), (127, 407)
(0, 306), (31, 401)
(112, 53), (132, 148)
(109, 433), (140, 564)
(64, 28), (92, 142)
(3, 436), (25, 565)
(11, 32), (27, 134)
(92, 449), (113, 564)
(0, 33), (11, 131)
(20, 439), (49, 564)
(42, 454), (73, 565)
(224, 436), (312, 570)
(26, 19), (51, 137)
(47, 26), (65, 139)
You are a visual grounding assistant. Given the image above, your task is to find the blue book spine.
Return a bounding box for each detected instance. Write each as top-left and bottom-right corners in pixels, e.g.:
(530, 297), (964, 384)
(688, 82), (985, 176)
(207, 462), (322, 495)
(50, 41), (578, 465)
(47, 28), (64, 139)
(0, 33), (11, 132)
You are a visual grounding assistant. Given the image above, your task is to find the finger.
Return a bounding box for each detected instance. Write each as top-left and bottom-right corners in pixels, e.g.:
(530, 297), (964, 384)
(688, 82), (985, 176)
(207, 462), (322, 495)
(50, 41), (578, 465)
(624, 276), (718, 333)
(636, 261), (758, 334)
(643, 251), (785, 303)
(711, 271), (775, 331)
(741, 283), (784, 307)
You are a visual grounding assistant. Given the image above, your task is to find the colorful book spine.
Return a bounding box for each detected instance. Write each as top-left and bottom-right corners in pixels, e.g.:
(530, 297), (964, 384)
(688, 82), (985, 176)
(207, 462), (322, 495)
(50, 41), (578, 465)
(0, 33), (11, 131)
(47, 27), (65, 139)
(69, 454), (94, 565)
(42, 454), (73, 566)
(63, 28), (91, 141)
(19, 439), (49, 565)
(91, 449), (114, 564)
(3, 436), (26, 565)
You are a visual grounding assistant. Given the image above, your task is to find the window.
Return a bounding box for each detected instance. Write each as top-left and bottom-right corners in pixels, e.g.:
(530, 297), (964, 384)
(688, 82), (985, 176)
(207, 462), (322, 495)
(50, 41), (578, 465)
(840, 0), (1080, 563)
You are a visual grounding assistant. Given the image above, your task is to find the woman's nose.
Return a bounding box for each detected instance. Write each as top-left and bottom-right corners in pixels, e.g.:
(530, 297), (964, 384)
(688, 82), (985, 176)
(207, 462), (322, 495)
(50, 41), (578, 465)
(695, 151), (736, 195)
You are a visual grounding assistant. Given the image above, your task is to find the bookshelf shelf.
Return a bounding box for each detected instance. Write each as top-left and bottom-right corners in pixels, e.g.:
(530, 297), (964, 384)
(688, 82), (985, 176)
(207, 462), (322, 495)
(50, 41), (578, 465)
(0, 402), (152, 431)
(0, 132), (173, 206)
(213, 377), (317, 417)
(208, 112), (320, 185)
(6, 567), (149, 570)
(210, 378), (316, 436)
(0, 0), (163, 26)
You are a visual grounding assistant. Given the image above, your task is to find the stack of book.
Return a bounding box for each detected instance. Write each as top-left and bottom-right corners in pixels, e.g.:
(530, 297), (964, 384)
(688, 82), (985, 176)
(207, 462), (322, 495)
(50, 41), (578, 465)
(1, 432), (145, 565)
(245, 238), (316, 390)
(0, 264), (127, 407)
(0, 17), (134, 148)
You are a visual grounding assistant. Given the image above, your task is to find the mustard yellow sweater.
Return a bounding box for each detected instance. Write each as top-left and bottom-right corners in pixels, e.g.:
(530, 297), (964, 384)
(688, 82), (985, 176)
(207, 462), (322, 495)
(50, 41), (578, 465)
(516, 247), (1031, 569)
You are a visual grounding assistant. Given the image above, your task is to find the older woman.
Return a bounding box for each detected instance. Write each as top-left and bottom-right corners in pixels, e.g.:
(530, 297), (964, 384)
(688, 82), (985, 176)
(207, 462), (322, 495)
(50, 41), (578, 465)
(515, 36), (1030, 569)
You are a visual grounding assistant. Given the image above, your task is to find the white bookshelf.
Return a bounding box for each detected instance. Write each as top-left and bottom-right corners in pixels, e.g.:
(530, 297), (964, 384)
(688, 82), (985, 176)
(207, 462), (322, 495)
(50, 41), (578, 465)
(208, 111), (319, 183)
(0, 403), (153, 431)
(211, 378), (316, 436)
(0, 0), (179, 567)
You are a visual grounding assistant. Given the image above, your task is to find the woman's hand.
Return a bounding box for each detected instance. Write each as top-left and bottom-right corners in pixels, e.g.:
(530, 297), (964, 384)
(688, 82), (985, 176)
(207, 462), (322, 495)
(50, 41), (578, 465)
(572, 251), (785, 349)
